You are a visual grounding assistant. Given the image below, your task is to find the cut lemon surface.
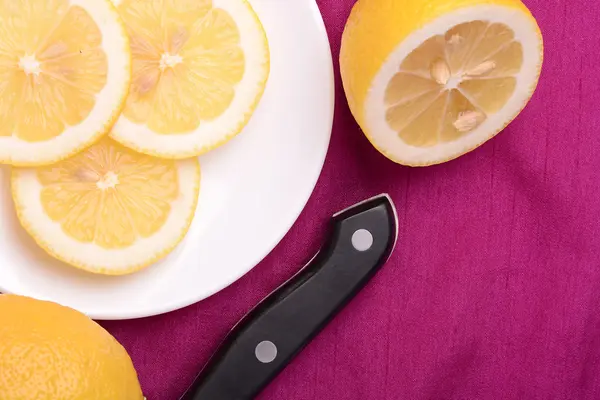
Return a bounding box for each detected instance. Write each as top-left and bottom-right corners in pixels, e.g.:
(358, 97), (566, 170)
(11, 138), (200, 275)
(340, 0), (543, 166)
(110, 0), (270, 158)
(0, 0), (131, 166)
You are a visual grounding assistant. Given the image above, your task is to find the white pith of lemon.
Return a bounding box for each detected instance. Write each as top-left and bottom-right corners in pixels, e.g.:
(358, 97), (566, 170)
(11, 138), (200, 275)
(110, 0), (270, 159)
(0, 0), (131, 166)
(341, 0), (543, 166)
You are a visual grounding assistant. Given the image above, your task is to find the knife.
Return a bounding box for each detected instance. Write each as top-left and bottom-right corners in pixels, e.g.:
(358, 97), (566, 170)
(181, 194), (398, 400)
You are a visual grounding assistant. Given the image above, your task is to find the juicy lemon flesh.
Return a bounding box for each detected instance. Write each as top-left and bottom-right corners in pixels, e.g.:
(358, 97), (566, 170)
(0, 0), (108, 141)
(118, 0), (245, 134)
(37, 138), (179, 249)
(384, 21), (523, 147)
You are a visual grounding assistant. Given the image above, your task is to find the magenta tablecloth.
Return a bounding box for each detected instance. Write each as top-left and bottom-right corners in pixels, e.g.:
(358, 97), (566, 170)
(103, 0), (600, 398)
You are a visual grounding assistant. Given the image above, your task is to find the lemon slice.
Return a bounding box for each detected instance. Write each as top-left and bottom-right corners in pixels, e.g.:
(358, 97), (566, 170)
(110, 0), (270, 158)
(11, 138), (200, 275)
(0, 0), (131, 166)
(340, 0), (543, 166)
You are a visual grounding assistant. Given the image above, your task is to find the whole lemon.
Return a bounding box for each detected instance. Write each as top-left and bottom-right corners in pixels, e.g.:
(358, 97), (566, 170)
(0, 294), (143, 400)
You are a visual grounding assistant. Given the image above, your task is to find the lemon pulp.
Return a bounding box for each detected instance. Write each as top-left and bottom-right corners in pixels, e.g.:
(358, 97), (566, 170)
(119, 0), (245, 133)
(385, 21), (523, 147)
(0, 0), (107, 141)
(37, 140), (179, 249)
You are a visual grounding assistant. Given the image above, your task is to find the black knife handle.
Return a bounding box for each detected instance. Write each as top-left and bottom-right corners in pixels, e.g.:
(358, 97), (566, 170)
(181, 195), (397, 400)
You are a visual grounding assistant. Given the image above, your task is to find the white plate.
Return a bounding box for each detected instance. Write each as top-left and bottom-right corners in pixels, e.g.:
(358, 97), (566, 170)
(0, 0), (334, 320)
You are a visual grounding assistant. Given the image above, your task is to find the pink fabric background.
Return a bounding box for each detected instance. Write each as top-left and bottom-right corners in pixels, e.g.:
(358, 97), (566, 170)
(103, 0), (600, 398)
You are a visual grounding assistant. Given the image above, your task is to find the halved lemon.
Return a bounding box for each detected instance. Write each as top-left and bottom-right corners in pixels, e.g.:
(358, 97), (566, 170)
(340, 0), (543, 166)
(0, 0), (131, 166)
(110, 0), (270, 159)
(11, 138), (200, 275)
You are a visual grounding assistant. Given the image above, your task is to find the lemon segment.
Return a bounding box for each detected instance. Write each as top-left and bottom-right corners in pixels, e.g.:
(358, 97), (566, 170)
(11, 138), (200, 275)
(341, 0), (543, 166)
(110, 0), (270, 159)
(0, 0), (131, 166)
